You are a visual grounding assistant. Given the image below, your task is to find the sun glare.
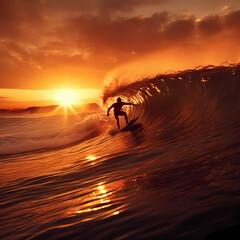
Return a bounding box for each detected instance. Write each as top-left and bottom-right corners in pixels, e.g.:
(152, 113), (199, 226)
(54, 89), (81, 106)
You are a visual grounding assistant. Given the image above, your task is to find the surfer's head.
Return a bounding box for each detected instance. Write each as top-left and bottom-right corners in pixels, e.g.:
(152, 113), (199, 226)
(117, 97), (122, 103)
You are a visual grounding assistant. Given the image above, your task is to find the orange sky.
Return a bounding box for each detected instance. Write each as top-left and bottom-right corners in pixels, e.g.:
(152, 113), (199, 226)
(0, 0), (240, 107)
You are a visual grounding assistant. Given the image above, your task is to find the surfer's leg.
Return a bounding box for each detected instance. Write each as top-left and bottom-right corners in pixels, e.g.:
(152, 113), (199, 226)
(123, 112), (128, 124)
(118, 111), (128, 124)
(115, 115), (120, 129)
(116, 118), (120, 129)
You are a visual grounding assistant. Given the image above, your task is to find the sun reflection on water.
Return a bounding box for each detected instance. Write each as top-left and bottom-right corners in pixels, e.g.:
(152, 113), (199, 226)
(86, 155), (97, 161)
(76, 182), (112, 214)
(71, 180), (124, 221)
(86, 155), (98, 165)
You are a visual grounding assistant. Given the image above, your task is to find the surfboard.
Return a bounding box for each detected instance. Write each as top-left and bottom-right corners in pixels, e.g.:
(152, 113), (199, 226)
(119, 117), (139, 132)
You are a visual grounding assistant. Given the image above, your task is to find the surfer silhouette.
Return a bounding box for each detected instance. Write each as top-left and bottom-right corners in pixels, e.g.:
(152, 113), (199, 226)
(107, 97), (136, 129)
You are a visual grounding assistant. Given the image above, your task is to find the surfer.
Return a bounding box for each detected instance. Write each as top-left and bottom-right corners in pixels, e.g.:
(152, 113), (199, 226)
(107, 97), (136, 129)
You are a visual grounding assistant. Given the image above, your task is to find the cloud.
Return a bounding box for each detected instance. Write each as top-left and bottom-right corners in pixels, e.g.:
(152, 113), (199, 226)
(97, 0), (164, 14)
(165, 17), (196, 39)
(60, 12), (170, 56)
(58, 9), (240, 59)
(197, 15), (223, 36)
(197, 10), (240, 37)
(0, 0), (45, 40)
(223, 9), (240, 29)
(46, 0), (165, 15)
(0, 0), (240, 90)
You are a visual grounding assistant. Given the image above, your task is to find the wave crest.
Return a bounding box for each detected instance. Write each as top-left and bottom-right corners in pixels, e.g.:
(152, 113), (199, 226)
(103, 64), (240, 141)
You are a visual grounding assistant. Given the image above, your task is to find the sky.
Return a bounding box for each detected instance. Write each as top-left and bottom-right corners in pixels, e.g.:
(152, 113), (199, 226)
(0, 0), (240, 108)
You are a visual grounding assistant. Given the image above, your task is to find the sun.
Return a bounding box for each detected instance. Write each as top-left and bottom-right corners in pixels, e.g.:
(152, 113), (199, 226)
(54, 89), (80, 106)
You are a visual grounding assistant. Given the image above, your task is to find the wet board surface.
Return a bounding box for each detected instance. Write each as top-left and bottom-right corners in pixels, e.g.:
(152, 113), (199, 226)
(119, 117), (139, 132)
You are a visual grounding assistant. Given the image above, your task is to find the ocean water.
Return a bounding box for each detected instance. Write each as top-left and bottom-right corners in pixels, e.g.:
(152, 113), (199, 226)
(1, 65), (240, 240)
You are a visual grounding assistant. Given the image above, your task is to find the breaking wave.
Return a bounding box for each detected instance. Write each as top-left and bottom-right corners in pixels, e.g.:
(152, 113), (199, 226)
(103, 64), (240, 144)
(1, 64), (240, 156)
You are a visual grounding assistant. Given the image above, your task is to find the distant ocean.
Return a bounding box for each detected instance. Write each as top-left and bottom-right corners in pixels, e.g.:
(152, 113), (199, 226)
(1, 65), (240, 240)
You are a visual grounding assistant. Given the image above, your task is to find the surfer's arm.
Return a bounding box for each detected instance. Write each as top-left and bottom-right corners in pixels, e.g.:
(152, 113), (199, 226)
(124, 102), (136, 106)
(107, 104), (114, 116)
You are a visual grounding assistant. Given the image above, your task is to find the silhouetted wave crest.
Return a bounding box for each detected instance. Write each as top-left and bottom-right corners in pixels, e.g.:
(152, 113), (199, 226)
(103, 64), (240, 143)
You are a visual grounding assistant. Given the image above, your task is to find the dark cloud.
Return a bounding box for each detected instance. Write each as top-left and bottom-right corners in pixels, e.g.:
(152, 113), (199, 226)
(61, 12), (169, 55)
(197, 10), (240, 38)
(55, 13), (197, 60)
(165, 17), (195, 39)
(98, 0), (164, 14)
(197, 15), (223, 36)
(46, 0), (165, 15)
(223, 9), (240, 29)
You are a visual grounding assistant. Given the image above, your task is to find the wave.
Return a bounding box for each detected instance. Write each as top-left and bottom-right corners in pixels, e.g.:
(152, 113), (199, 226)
(103, 64), (240, 143)
(0, 105), (60, 115)
(0, 114), (108, 156)
(2, 64), (240, 155)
